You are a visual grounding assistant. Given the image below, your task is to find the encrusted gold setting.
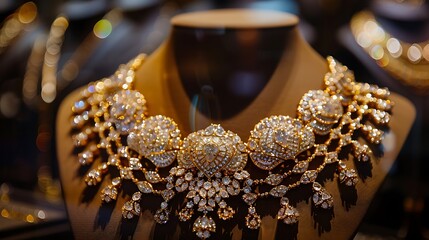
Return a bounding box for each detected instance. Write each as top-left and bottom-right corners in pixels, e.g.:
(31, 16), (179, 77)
(70, 54), (393, 239)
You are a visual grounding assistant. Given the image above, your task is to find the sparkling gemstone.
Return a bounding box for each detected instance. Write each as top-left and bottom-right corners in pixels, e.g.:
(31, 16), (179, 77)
(185, 172), (193, 181)
(193, 195), (201, 204)
(222, 177), (231, 185)
(129, 158), (142, 170)
(245, 211), (261, 229)
(217, 205), (235, 220)
(315, 145), (327, 156)
(179, 208), (193, 221)
(204, 144), (219, 159)
(187, 191), (196, 199)
(325, 152), (338, 164)
(203, 181), (212, 190)
(132, 192), (142, 201)
(137, 181), (153, 193)
(312, 182), (322, 191)
(207, 188), (216, 198)
(280, 197), (289, 206)
(243, 193), (257, 205)
(300, 170), (318, 184)
(208, 199), (215, 207)
(161, 189), (175, 201)
(199, 189), (207, 198)
(269, 185), (288, 197)
(154, 209), (170, 224)
(219, 189), (229, 198)
(108, 155), (119, 165)
(120, 168), (133, 179)
(193, 215), (216, 239)
(232, 180), (240, 189)
(234, 172), (243, 180)
(186, 201), (194, 208)
(292, 161), (309, 174)
(176, 178), (184, 186)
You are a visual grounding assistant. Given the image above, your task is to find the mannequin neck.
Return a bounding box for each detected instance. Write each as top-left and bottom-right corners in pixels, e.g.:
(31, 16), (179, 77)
(171, 25), (296, 120)
(135, 10), (325, 138)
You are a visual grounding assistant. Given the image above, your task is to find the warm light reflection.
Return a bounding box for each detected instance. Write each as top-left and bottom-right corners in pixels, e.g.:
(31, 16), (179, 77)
(1, 209), (9, 218)
(356, 32), (371, 48)
(41, 16), (69, 103)
(363, 20), (377, 34)
(386, 38), (402, 58)
(0, 92), (20, 118)
(0, 2), (37, 53)
(377, 55), (389, 67)
(41, 82), (56, 103)
(52, 16), (68, 30)
(37, 210), (46, 219)
(18, 2), (37, 24)
(26, 214), (35, 223)
(373, 27), (385, 43)
(370, 45), (384, 60)
(4, 19), (20, 37)
(422, 44), (429, 61)
(407, 44), (422, 63)
(23, 37), (45, 105)
(93, 19), (112, 39)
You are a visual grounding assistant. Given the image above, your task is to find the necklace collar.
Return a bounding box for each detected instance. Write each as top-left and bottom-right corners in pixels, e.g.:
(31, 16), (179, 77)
(71, 54), (393, 239)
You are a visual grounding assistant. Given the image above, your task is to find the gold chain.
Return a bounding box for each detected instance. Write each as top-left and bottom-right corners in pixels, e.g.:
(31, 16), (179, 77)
(351, 11), (429, 90)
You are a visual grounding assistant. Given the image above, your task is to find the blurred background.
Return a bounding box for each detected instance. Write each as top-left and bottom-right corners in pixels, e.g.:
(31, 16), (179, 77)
(0, 0), (428, 239)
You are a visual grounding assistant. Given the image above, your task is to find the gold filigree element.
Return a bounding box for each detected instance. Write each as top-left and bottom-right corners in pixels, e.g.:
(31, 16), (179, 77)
(193, 215), (216, 239)
(298, 90), (343, 135)
(70, 55), (393, 239)
(248, 116), (315, 170)
(127, 115), (180, 167)
(312, 182), (333, 209)
(178, 124), (247, 178)
(110, 90), (147, 133)
(277, 197), (299, 224)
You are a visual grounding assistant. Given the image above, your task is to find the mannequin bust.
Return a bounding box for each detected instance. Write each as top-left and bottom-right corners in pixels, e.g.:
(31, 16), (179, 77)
(56, 9), (415, 239)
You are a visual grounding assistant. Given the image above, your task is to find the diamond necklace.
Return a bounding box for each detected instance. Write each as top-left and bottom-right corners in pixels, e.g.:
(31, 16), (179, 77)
(71, 54), (393, 239)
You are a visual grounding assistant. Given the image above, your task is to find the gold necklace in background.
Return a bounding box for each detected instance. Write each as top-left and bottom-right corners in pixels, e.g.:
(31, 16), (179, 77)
(0, 2), (37, 55)
(350, 11), (429, 90)
(71, 55), (393, 239)
(21, 9), (123, 199)
(41, 9), (123, 103)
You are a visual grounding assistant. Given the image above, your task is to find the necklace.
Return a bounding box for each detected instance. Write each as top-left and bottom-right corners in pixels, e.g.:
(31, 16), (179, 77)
(350, 11), (429, 91)
(71, 54), (393, 239)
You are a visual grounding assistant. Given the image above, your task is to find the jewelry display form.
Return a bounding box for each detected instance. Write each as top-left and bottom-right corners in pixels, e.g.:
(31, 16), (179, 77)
(57, 9), (415, 239)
